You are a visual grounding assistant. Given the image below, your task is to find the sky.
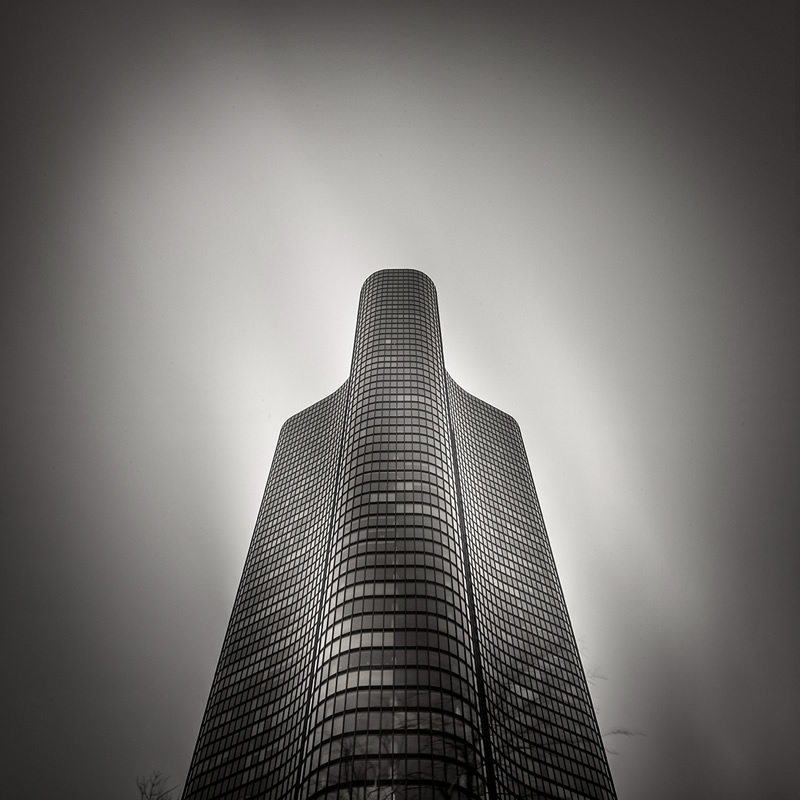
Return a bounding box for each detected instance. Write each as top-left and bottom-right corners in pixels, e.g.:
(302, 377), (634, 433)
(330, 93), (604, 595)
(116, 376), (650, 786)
(1, 2), (797, 798)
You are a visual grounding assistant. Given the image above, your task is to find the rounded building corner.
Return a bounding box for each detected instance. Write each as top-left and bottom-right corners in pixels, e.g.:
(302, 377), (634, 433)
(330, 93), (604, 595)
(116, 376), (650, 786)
(445, 370), (521, 432)
(360, 269), (437, 294)
(280, 379), (350, 435)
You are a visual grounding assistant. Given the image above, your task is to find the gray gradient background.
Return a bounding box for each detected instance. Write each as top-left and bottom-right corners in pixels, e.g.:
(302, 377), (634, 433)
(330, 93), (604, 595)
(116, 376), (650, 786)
(1, 3), (797, 798)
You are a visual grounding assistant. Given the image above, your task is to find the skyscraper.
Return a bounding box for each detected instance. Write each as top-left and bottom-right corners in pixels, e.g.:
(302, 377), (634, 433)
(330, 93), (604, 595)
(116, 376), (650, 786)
(182, 270), (617, 800)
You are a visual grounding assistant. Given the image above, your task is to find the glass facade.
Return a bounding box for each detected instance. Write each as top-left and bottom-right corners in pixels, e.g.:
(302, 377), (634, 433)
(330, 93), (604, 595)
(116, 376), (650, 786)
(182, 270), (617, 800)
(448, 381), (616, 800)
(182, 385), (348, 800)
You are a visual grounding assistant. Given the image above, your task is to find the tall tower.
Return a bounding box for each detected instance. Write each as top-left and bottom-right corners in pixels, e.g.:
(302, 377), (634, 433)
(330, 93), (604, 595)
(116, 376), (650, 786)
(182, 271), (617, 800)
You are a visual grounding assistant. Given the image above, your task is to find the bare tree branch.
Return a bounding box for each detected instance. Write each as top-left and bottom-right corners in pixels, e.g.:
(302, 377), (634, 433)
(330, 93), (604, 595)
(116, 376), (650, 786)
(602, 728), (645, 738)
(136, 772), (176, 800)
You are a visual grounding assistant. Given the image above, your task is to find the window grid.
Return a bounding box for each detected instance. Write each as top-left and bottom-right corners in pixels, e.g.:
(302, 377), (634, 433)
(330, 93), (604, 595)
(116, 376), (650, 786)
(181, 271), (617, 800)
(448, 375), (616, 799)
(299, 271), (487, 800)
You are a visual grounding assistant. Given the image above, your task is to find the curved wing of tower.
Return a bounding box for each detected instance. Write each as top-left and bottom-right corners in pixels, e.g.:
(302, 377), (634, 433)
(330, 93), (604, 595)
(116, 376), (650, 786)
(181, 270), (617, 800)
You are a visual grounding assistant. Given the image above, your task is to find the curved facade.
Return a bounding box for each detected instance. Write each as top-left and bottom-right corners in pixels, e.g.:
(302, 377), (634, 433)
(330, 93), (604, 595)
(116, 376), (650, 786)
(182, 270), (617, 800)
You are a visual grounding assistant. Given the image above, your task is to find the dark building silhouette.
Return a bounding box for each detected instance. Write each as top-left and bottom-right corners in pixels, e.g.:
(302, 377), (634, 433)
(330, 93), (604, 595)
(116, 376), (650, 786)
(182, 270), (617, 800)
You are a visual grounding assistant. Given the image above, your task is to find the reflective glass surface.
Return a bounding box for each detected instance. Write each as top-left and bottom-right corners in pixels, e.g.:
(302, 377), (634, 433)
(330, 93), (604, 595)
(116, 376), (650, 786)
(182, 271), (616, 800)
(300, 272), (486, 800)
(448, 379), (616, 799)
(182, 385), (348, 800)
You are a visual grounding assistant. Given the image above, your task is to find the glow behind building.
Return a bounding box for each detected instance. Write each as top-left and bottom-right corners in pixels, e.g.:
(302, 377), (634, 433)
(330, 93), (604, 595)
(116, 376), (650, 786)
(182, 270), (616, 800)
